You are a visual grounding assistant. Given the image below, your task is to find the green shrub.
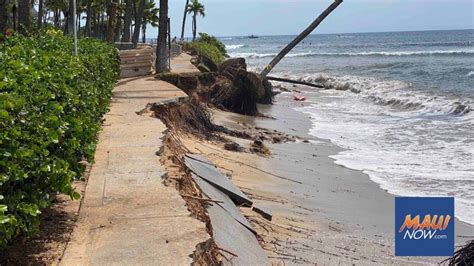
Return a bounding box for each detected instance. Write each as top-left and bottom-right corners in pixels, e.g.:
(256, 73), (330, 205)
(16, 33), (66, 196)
(187, 41), (225, 64)
(184, 33), (227, 65)
(197, 32), (227, 57)
(0, 29), (119, 247)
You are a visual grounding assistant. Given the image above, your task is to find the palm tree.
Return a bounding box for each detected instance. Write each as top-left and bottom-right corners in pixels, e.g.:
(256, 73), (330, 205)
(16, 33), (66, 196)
(260, 0), (343, 78)
(121, 0), (133, 42)
(155, 0), (168, 72)
(106, 1), (118, 42)
(186, 0), (204, 41)
(180, 0), (189, 41)
(141, 0), (158, 43)
(132, 0), (146, 44)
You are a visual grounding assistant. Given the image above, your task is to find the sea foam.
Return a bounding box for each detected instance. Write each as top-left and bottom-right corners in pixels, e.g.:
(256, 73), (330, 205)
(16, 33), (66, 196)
(292, 73), (474, 225)
(225, 44), (246, 50)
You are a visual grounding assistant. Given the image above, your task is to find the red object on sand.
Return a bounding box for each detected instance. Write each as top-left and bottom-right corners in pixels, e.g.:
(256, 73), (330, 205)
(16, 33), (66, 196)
(293, 95), (306, 101)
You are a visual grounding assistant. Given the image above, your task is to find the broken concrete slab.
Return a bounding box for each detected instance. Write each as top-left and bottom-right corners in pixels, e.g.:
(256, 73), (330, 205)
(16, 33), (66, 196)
(252, 205), (273, 221)
(191, 173), (256, 235)
(192, 175), (269, 265)
(184, 154), (252, 207)
(207, 202), (270, 265)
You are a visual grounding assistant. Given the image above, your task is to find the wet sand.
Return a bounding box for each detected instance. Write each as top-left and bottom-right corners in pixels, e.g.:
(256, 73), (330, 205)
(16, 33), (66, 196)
(180, 89), (474, 264)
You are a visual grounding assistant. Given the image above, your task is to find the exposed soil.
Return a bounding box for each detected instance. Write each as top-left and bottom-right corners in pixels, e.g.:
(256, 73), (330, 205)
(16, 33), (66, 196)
(151, 100), (306, 264)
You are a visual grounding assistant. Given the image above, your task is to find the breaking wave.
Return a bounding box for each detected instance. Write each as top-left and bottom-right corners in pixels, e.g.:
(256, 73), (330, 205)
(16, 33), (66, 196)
(230, 49), (474, 59)
(225, 44), (246, 50)
(291, 73), (474, 225)
(468, 71), (474, 77)
(293, 73), (472, 116)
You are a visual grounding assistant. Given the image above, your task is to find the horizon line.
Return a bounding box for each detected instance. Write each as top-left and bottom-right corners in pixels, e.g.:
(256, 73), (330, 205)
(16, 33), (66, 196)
(212, 28), (473, 38)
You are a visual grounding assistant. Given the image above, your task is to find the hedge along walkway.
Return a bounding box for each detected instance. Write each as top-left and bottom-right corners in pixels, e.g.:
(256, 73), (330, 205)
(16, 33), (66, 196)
(60, 54), (208, 265)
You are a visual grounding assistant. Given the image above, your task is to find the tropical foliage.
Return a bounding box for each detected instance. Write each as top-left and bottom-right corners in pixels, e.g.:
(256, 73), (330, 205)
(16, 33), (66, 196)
(0, 29), (119, 247)
(185, 32), (227, 64)
(0, 0), (159, 44)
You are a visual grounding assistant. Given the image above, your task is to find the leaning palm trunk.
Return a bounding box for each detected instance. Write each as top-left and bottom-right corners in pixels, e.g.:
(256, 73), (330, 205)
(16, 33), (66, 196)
(260, 0), (343, 78)
(155, 0), (169, 73)
(18, 0), (30, 32)
(132, 0), (146, 44)
(180, 0), (189, 41)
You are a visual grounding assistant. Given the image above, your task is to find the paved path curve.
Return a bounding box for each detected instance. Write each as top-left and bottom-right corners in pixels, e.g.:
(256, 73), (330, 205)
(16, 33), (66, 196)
(60, 55), (208, 265)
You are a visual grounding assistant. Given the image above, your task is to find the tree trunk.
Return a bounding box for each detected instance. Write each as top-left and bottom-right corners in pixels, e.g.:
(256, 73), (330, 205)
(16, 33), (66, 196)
(132, 0), (145, 44)
(18, 0), (30, 32)
(155, 0), (169, 73)
(180, 0), (189, 41)
(260, 0), (343, 78)
(141, 22), (146, 43)
(121, 0), (133, 42)
(66, 0), (74, 35)
(12, 4), (17, 31)
(0, 0), (7, 33)
(192, 13), (196, 41)
(100, 12), (104, 39)
(85, 0), (92, 36)
(37, 0), (43, 29)
(77, 13), (81, 32)
(53, 9), (59, 28)
(106, 2), (118, 42)
(114, 9), (122, 42)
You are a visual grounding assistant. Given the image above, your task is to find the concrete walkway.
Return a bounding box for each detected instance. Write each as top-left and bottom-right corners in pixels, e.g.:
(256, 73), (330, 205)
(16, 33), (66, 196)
(60, 55), (209, 265)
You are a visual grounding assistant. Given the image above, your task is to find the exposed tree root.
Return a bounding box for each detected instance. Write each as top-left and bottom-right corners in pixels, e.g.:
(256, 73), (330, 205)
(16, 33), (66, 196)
(443, 240), (474, 265)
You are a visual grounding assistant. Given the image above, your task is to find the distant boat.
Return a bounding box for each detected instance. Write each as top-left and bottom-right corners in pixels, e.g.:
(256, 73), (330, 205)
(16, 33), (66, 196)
(247, 34), (259, 39)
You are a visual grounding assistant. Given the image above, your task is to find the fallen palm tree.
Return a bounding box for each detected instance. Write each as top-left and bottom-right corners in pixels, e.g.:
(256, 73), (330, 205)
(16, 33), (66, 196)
(267, 76), (325, 89)
(157, 57), (272, 115)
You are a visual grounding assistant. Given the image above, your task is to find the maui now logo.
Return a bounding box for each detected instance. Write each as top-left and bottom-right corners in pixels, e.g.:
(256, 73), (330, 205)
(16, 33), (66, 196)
(395, 197), (454, 256)
(399, 214), (451, 240)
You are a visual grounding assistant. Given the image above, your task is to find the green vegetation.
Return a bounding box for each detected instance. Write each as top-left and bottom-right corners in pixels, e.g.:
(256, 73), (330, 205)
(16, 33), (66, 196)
(0, 29), (119, 247)
(197, 33), (227, 57)
(186, 33), (227, 64)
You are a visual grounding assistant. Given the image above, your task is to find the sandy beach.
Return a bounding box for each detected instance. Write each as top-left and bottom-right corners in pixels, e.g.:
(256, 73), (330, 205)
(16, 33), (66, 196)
(172, 86), (474, 264)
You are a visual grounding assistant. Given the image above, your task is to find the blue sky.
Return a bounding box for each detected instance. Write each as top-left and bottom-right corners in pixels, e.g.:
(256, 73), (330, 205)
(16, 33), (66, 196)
(147, 0), (473, 38)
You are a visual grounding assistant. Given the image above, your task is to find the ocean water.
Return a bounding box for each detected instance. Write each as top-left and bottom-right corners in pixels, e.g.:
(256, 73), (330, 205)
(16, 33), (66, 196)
(222, 30), (474, 225)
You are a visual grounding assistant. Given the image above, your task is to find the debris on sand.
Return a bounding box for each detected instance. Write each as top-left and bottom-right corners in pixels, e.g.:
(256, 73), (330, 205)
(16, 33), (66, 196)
(443, 240), (474, 265)
(224, 142), (244, 152)
(250, 140), (271, 156)
(151, 100), (222, 140)
(293, 95), (307, 101)
(252, 205), (273, 221)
